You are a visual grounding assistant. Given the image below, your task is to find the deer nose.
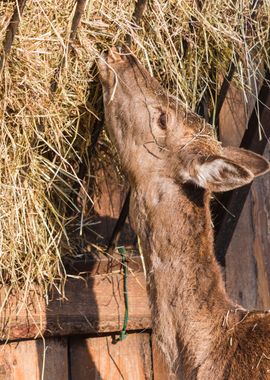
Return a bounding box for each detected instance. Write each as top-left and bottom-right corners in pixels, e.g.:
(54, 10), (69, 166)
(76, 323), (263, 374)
(106, 47), (126, 64)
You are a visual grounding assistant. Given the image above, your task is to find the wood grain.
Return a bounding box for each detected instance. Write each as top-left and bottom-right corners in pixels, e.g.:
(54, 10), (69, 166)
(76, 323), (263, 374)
(70, 333), (152, 380)
(0, 271), (151, 342)
(226, 145), (270, 309)
(219, 82), (270, 309)
(91, 165), (135, 247)
(152, 335), (174, 380)
(0, 0), (27, 70)
(219, 75), (261, 147)
(70, 0), (87, 41)
(0, 337), (68, 380)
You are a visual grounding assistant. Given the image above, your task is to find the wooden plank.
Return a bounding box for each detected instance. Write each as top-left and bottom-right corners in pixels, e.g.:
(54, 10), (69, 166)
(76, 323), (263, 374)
(0, 271), (151, 342)
(69, 333), (152, 380)
(70, 0), (88, 41)
(36, 337), (68, 380)
(215, 71), (270, 266)
(225, 192), (258, 308)
(0, 0), (27, 70)
(218, 76), (270, 309)
(226, 145), (270, 309)
(91, 165), (135, 247)
(0, 337), (68, 380)
(250, 158), (270, 308)
(152, 335), (173, 380)
(219, 81), (250, 147)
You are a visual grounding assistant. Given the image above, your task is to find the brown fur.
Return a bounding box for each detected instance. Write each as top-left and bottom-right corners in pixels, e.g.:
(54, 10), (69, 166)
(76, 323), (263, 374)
(98, 48), (270, 379)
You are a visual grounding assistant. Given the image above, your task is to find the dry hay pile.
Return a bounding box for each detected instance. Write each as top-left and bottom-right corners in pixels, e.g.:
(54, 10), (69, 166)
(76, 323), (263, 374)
(0, 0), (269, 303)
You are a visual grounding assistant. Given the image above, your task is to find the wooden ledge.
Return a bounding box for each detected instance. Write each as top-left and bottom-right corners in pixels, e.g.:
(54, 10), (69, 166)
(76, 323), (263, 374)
(0, 267), (151, 342)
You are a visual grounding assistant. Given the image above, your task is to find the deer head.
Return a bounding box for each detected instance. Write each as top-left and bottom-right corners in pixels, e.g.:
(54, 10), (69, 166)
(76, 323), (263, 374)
(98, 48), (269, 192)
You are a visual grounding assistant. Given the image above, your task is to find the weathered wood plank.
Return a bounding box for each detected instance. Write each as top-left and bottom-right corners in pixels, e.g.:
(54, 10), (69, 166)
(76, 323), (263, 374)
(69, 333), (152, 380)
(215, 71), (270, 266)
(226, 145), (270, 309)
(219, 82), (250, 147)
(0, 271), (151, 342)
(90, 165), (135, 247)
(152, 335), (173, 380)
(0, 337), (68, 380)
(70, 0), (88, 41)
(218, 80), (270, 309)
(0, 0), (27, 70)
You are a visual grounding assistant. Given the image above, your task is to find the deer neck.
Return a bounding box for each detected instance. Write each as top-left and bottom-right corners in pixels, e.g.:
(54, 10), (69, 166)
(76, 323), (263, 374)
(130, 177), (239, 371)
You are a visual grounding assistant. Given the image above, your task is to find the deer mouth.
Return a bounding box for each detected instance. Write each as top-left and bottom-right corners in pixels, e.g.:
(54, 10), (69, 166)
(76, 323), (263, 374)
(98, 46), (129, 69)
(107, 46), (127, 63)
(97, 46), (133, 88)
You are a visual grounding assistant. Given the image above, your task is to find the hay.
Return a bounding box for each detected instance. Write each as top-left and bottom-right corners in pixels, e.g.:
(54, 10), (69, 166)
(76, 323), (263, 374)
(0, 0), (269, 304)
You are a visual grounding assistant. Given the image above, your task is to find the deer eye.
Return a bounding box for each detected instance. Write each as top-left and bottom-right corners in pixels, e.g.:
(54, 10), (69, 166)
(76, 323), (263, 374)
(158, 112), (167, 130)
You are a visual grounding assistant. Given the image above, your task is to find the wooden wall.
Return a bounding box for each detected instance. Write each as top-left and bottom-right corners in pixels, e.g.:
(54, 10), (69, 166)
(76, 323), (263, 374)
(219, 84), (270, 309)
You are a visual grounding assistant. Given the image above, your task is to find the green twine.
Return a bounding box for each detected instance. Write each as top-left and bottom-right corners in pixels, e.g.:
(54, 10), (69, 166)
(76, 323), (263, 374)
(114, 246), (129, 343)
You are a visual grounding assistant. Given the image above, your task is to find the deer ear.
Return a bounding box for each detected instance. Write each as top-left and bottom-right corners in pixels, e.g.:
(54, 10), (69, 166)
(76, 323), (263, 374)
(182, 148), (269, 193)
(222, 147), (270, 177)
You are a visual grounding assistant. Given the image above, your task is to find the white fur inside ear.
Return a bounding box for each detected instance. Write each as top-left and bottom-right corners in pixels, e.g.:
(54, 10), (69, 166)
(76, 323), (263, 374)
(194, 159), (237, 187)
(181, 157), (254, 191)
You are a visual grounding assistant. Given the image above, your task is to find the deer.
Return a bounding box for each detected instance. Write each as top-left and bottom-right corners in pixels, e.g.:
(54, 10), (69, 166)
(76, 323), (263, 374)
(98, 47), (270, 379)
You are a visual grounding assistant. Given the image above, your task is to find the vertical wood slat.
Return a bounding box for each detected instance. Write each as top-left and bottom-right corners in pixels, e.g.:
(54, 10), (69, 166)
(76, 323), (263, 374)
(219, 82), (270, 309)
(70, 0), (88, 41)
(226, 145), (270, 309)
(0, 0), (27, 70)
(69, 333), (152, 380)
(152, 335), (173, 380)
(215, 71), (270, 266)
(91, 164), (135, 247)
(219, 83), (252, 147)
(0, 338), (68, 380)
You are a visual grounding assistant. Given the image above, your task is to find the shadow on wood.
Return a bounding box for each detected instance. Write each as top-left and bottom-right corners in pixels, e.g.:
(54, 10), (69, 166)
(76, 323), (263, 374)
(69, 333), (152, 380)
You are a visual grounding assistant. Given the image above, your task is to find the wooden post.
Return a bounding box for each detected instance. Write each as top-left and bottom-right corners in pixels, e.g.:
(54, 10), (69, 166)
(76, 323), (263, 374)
(0, 0), (27, 70)
(215, 70), (270, 266)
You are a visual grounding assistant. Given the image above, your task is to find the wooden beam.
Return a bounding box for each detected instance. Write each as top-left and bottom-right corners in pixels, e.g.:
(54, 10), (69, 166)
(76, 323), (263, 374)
(70, 0), (88, 41)
(0, 270), (151, 342)
(0, 0), (27, 70)
(214, 70), (270, 266)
